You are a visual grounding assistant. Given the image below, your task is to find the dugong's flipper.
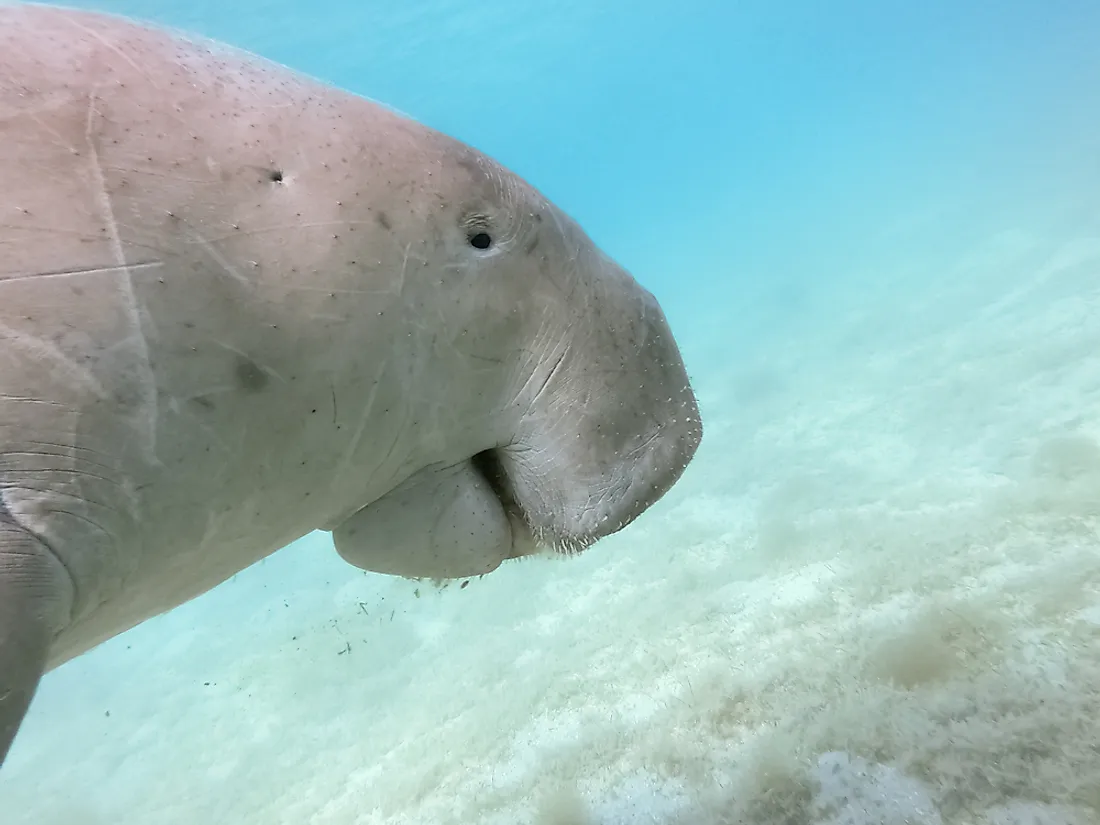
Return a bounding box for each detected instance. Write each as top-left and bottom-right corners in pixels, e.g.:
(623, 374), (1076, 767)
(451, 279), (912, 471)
(0, 510), (73, 763)
(331, 461), (531, 580)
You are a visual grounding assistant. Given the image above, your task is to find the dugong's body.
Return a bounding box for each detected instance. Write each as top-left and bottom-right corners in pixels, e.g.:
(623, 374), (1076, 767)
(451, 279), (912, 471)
(0, 4), (701, 765)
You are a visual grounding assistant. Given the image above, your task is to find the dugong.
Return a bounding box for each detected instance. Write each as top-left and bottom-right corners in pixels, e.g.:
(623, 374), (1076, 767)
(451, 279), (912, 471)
(0, 4), (702, 765)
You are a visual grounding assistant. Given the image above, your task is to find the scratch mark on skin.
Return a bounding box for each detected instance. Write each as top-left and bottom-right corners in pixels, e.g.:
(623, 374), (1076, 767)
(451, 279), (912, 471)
(529, 350), (566, 410)
(83, 87), (160, 462)
(178, 221), (375, 246)
(0, 262), (163, 283)
(184, 228), (252, 287)
(335, 363), (387, 483)
(393, 242), (426, 301)
(296, 312), (350, 324)
(0, 321), (109, 399)
(175, 386), (236, 406)
(282, 286), (389, 296)
(512, 318), (565, 413)
(0, 224), (141, 242)
(0, 396), (68, 407)
(62, 16), (156, 86)
(26, 112), (79, 155)
(332, 359), (412, 506)
(196, 510), (232, 553)
(104, 166), (214, 185)
(176, 400), (236, 458)
(207, 340), (287, 384)
(397, 242), (413, 297)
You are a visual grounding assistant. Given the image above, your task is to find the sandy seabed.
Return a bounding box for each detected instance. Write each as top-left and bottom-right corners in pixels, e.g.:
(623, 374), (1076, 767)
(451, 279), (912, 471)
(4, 218), (1100, 824)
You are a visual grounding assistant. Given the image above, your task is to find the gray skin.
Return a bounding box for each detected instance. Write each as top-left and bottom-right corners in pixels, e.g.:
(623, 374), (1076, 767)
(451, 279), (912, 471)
(0, 4), (702, 766)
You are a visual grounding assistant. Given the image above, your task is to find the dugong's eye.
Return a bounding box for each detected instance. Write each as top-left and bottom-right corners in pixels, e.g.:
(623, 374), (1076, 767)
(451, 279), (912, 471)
(462, 212), (494, 251)
(468, 231), (493, 250)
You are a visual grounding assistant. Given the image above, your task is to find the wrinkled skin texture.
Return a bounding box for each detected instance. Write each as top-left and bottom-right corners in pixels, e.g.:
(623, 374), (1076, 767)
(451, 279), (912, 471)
(0, 4), (702, 766)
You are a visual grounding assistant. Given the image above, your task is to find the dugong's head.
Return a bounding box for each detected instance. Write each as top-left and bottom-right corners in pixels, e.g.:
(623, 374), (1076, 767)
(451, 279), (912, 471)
(2, 0), (692, 582)
(330, 132), (702, 581)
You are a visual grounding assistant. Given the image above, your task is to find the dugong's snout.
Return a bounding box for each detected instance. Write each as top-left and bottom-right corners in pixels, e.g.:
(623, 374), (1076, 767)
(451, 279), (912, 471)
(331, 146), (701, 581)
(335, 259), (703, 581)
(488, 258), (703, 558)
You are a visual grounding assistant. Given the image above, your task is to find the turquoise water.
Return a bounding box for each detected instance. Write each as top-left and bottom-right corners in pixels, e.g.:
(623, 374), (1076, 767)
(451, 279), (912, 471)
(5, 1), (1100, 822)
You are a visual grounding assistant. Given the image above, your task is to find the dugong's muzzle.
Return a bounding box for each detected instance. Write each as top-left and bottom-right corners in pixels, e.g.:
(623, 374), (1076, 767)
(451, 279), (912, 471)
(486, 277), (703, 552)
(331, 265), (701, 581)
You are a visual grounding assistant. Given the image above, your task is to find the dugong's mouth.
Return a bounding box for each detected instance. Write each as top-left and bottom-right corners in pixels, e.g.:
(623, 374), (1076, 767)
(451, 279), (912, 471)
(329, 448), (572, 582)
(469, 449), (556, 561)
(330, 423), (695, 583)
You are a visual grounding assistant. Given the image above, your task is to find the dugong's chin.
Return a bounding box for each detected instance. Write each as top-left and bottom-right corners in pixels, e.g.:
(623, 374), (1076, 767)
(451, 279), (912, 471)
(329, 452), (558, 582)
